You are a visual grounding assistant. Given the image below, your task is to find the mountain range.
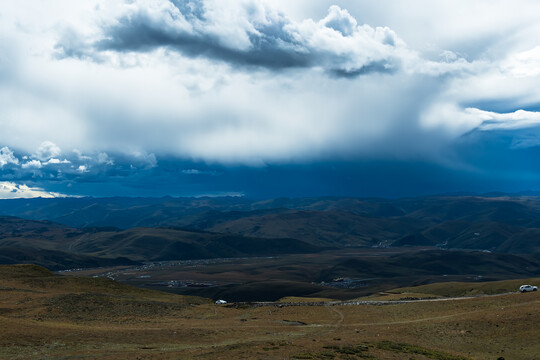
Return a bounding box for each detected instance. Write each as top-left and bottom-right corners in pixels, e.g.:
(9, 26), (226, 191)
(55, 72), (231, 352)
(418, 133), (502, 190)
(1, 195), (539, 255)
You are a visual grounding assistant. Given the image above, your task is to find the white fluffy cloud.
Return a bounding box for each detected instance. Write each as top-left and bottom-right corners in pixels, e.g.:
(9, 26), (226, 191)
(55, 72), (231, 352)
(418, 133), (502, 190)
(0, 182), (69, 199)
(33, 141), (62, 161)
(502, 46), (540, 78)
(0, 141), (123, 186)
(45, 158), (71, 165)
(77, 165), (89, 173)
(0, 147), (19, 167)
(21, 160), (42, 169)
(473, 109), (540, 131)
(421, 105), (540, 134)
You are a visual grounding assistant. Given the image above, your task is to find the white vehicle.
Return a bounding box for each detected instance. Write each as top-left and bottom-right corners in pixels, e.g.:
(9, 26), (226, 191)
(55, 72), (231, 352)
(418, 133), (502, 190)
(519, 285), (538, 293)
(215, 299), (227, 304)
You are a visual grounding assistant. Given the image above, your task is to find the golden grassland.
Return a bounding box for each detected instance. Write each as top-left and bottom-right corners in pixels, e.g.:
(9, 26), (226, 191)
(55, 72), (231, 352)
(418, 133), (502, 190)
(1, 265), (539, 359)
(358, 277), (540, 301)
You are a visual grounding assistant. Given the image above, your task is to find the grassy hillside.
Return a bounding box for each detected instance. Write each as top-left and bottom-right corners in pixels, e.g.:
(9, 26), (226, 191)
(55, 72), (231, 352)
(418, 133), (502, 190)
(72, 227), (321, 261)
(360, 277), (540, 301)
(0, 247), (137, 270)
(198, 209), (419, 247)
(0, 264), (209, 303)
(0, 217), (320, 269)
(385, 278), (540, 297)
(319, 249), (540, 281)
(1, 264), (539, 359)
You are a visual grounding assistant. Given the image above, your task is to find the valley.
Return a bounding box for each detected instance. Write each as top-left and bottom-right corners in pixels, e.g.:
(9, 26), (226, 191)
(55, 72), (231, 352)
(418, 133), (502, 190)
(1, 195), (539, 358)
(60, 247), (540, 302)
(1, 195), (540, 302)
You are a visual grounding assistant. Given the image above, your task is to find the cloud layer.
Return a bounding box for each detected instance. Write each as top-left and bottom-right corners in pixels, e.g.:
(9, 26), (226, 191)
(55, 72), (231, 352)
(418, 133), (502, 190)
(0, 141), (163, 198)
(2, 1), (540, 196)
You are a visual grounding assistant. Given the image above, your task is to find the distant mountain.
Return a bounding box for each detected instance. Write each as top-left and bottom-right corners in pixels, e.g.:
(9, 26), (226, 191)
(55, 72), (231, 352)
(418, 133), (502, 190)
(70, 227), (321, 261)
(186, 209), (420, 247)
(1, 195), (540, 254)
(0, 216), (320, 269)
(0, 197), (252, 228)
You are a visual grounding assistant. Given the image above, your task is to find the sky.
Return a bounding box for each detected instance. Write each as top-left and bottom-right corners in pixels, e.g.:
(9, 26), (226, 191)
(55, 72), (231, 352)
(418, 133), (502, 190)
(1, 0), (540, 199)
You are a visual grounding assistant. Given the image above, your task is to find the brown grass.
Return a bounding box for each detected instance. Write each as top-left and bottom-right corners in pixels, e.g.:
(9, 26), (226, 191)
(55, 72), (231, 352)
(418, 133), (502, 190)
(1, 264), (539, 359)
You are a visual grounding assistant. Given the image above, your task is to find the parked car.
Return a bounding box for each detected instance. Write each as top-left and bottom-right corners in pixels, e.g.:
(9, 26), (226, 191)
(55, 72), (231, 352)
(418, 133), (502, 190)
(519, 285), (538, 293)
(215, 299), (227, 304)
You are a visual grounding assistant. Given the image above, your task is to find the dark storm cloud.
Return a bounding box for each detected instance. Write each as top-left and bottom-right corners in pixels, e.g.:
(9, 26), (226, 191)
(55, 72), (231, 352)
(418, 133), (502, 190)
(56, 1), (405, 77)
(329, 60), (398, 78)
(94, 16), (310, 70)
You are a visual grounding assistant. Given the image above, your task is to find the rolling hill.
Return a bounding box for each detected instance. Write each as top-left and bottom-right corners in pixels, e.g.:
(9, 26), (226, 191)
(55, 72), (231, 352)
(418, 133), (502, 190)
(185, 209), (421, 247)
(0, 216), (320, 269)
(320, 249), (540, 281)
(71, 227), (321, 261)
(1, 264), (539, 359)
(1, 195), (540, 253)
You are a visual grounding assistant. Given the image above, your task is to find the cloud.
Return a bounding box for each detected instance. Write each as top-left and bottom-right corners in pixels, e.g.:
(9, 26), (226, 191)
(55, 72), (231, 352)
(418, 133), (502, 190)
(0, 145), (153, 191)
(0, 0), (479, 168)
(1, 0), (540, 186)
(21, 160), (42, 169)
(55, 1), (419, 77)
(44, 158), (71, 165)
(131, 152), (157, 169)
(33, 141), (62, 161)
(502, 46), (540, 78)
(0, 181), (70, 199)
(73, 149), (92, 161)
(474, 109), (540, 131)
(77, 165), (89, 173)
(0, 147), (19, 167)
(421, 105), (540, 135)
(321, 5), (357, 37)
(97, 152), (114, 165)
(182, 168), (218, 175)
